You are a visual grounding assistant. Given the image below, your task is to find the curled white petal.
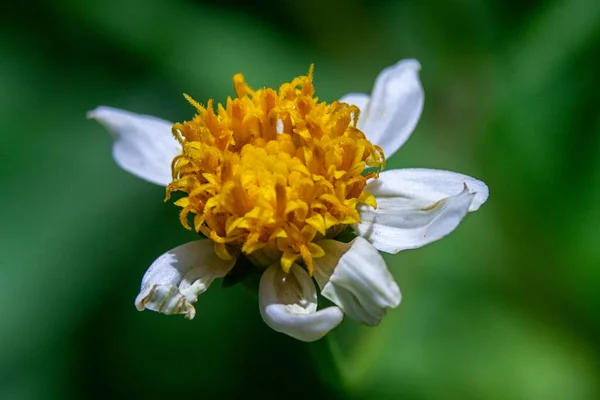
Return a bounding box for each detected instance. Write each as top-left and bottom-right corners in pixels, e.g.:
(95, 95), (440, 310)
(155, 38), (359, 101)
(87, 106), (181, 186)
(340, 59), (424, 158)
(366, 168), (489, 211)
(355, 184), (476, 254)
(259, 264), (343, 342)
(314, 237), (401, 326)
(135, 240), (236, 319)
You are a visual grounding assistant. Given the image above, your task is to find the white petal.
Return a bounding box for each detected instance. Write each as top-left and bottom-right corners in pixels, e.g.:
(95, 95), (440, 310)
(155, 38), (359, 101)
(345, 59), (424, 158)
(135, 240), (236, 319)
(87, 106), (181, 186)
(366, 168), (489, 211)
(355, 185), (476, 254)
(259, 264), (343, 342)
(314, 237), (401, 326)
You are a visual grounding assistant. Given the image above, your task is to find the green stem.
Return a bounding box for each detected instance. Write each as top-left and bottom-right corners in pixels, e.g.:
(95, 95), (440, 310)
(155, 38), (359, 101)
(309, 332), (354, 396)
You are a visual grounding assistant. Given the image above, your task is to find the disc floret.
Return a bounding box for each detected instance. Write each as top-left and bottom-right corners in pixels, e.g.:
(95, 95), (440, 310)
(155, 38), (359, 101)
(167, 66), (385, 274)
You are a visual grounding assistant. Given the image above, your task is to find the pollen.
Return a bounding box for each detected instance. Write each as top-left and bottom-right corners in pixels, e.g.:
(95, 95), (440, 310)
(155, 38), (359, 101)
(167, 65), (385, 274)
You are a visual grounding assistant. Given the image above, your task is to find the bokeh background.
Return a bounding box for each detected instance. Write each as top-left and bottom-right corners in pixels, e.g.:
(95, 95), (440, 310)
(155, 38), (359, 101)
(2, 0), (599, 398)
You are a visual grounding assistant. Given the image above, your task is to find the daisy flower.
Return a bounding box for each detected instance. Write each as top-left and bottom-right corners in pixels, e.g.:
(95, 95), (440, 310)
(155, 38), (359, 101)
(88, 60), (488, 342)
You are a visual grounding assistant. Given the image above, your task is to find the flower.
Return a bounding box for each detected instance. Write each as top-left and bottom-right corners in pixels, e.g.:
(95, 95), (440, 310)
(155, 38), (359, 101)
(88, 59), (489, 342)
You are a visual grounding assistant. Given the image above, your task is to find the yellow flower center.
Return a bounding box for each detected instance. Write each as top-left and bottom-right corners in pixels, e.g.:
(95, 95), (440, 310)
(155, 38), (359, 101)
(167, 65), (385, 274)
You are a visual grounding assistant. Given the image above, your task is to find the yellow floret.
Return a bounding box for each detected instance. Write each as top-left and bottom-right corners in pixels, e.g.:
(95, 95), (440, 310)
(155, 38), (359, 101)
(167, 65), (384, 274)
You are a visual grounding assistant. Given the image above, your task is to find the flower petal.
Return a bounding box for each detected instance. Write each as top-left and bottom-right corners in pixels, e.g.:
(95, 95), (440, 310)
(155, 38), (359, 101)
(314, 237), (401, 326)
(87, 106), (181, 186)
(355, 184), (476, 254)
(259, 263), (343, 342)
(365, 168), (489, 211)
(341, 59), (423, 158)
(135, 240), (236, 319)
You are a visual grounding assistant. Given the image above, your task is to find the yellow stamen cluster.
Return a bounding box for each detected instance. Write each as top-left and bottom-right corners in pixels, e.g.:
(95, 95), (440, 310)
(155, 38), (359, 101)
(167, 66), (384, 274)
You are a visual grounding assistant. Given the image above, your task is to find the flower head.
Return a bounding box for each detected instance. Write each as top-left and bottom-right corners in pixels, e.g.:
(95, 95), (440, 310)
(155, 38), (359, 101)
(167, 66), (383, 274)
(89, 59), (489, 342)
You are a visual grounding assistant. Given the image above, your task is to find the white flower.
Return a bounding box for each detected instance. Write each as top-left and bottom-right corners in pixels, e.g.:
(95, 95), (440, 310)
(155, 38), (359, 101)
(88, 60), (489, 341)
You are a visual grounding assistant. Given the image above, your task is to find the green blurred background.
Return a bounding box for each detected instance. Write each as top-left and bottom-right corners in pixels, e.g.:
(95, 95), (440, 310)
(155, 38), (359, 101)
(1, 0), (599, 398)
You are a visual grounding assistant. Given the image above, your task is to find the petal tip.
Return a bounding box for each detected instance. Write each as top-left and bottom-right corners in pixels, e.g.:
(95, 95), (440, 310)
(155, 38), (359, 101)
(86, 106), (114, 121)
(259, 264), (344, 342)
(261, 304), (344, 342)
(465, 180), (490, 212)
(134, 284), (197, 319)
(398, 58), (422, 72)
